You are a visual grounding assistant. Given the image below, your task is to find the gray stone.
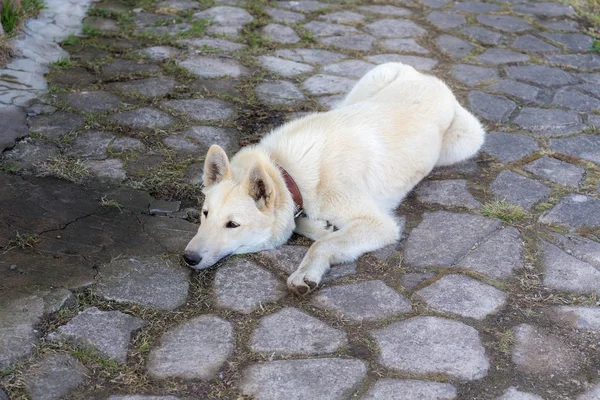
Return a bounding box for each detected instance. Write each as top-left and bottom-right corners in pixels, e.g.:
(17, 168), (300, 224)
(0, 106), (29, 152)
(85, 16), (118, 31)
(29, 112), (85, 140)
(365, 54), (437, 71)
(554, 89), (600, 112)
(214, 259), (286, 314)
(177, 56), (248, 78)
(265, 7), (305, 23)
(452, 64), (498, 86)
(577, 83), (600, 99)
(148, 315), (234, 379)
(513, 108), (583, 136)
(512, 323), (582, 376)
(550, 135), (600, 164)
(461, 26), (504, 45)
(372, 316), (489, 380)
(65, 90), (120, 112)
(311, 280), (411, 322)
(157, 0), (199, 11)
(457, 227), (523, 280)
(149, 198), (181, 215)
(468, 91), (516, 123)
(381, 38), (430, 54)
(541, 241), (600, 293)
(490, 171), (550, 210)
(477, 49), (529, 65)
(278, 0), (328, 12)
(0, 295), (44, 369)
(107, 396), (180, 400)
(317, 95), (344, 110)
(250, 308), (346, 355)
(511, 35), (558, 53)
(540, 194), (600, 228)
(359, 5), (412, 16)
(506, 65), (576, 88)
(548, 306), (600, 331)
(23, 354), (87, 400)
(453, 1), (499, 12)
(303, 74), (356, 95)
(185, 126), (240, 154)
(415, 179), (480, 209)
(436, 35), (472, 58)
(256, 81), (305, 105)
(48, 307), (145, 362)
(111, 137), (146, 153)
(164, 136), (200, 156)
(318, 34), (375, 51)
(85, 159), (127, 183)
(514, 2), (575, 16)
(362, 379), (457, 400)
(194, 6), (253, 30)
(179, 38), (245, 53)
(303, 21), (358, 37)
(422, 0), (451, 7)
(497, 387), (544, 400)
(258, 55), (314, 77)
(477, 15), (531, 32)
(240, 358), (366, 400)
(405, 211), (500, 267)
(365, 19), (426, 38)
(402, 272), (435, 289)
(161, 99), (235, 122)
(4, 141), (60, 170)
(551, 233), (600, 266)
(108, 76), (176, 98)
(100, 60), (160, 80)
(427, 11), (466, 29)
(579, 385), (600, 400)
(96, 256), (190, 310)
(523, 157), (583, 187)
(322, 60), (375, 78)
(487, 80), (543, 104)
(417, 274), (507, 319)
(41, 289), (74, 314)
(274, 48), (345, 65)
(111, 107), (174, 129)
(546, 54), (600, 70)
(321, 11), (365, 23)
(69, 131), (115, 159)
(541, 32), (593, 51)
(0, 389), (6, 400)
(261, 24), (300, 44)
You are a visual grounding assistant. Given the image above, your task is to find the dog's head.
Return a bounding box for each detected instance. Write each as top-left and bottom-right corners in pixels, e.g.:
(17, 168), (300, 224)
(183, 145), (281, 269)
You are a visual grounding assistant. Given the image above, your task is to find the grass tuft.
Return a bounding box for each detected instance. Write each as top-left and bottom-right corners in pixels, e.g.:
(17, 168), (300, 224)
(50, 57), (72, 68)
(5, 232), (38, 250)
(481, 200), (526, 223)
(100, 196), (123, 212)
(178, 18), (208, 38)
(36, 156), (89, 183)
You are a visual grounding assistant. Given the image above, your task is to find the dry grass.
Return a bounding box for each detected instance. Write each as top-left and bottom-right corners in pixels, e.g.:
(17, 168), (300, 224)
(565, 0), (600, 38)
(481, 200), (527, 223)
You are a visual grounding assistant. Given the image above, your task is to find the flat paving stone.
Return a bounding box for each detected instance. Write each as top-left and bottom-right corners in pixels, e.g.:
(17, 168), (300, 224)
(240, 358), (367, 400)
(108, 76), (176, 98)
(265, 6), (305, 23)
(452, 64), (499, 86)
(511, 35), (558, 53)
(278, 0), (328, 12)
(551, 135), (600, 164)
(541, 32), (593, 51)
(96, 256), (190, 310)
(194, 6), (253, 30)
(68, 130), (115, 159)
(311, 280), (411, 322)
(550, 233), (600, 266)
(274, 48), (345, 65)
(177, 56), (249, 78)
(453, 1), (499, 12)
(554, 89), (600, 112)
(250, 308), (346, 355)
(541, 194), (600, 230)
(303, 74), (356, 95)
(185, 125), (240, 154)
(402, 272), (436, 290)
(372, 316), (489, 381)
(487, 80), (543, 104)
(513, 108), (583, 136)
(148, 315), (234, 380)
(546, 54), (600, 70)
(49, 67), (96, 89)
(65, 90), (120, 112)
(427, 11), (466, 29)
(163, 136), (201, 156)
(107, 396), (180, 400)
(477, 49), (530, 65)
(0, 295), (44, 369)
(481, 131), (538, 163)
(461, 26), (504, 45)
(381, 38), (430, 54)
(161, 99), (235, 122)
(257, 55), (314, 77)
(256, 81), (305, 106)
(541, 241), (600, 293)
(85, 158), (127, 184)
(0, 106), (27, 152)
(514, 2), (575, 16)
(477, 15), (531, 32)
(214, 258), (286, 314)
(415, 179), (480, 209)
(111, 137), (146, 153)
(318, 34), (375, 51)
(512, 323), (582, 377)
(261, 23), (300, 44)
(365, 19), (426, 38)
(506, 65), (576, 88)
(457, 227), (523, 280)
(365, 54), (437, 71)
(320, 11), (365, 23)
(100, 60), (160, 80)
(3, 141), (60, 170)
(497, 387), (544, 400)
(404, 211), (500, 267)
(468, 91), (516, 123)
(179, 38), (245, 53)
(23, 354), (87, 400)
(48, 307), (145, 362)
(29, 112), (85, 141)
(523, 157), (584, 187)
(416, 274), (507, 320)
(548, 306), (600, 331)
(436, 35), (472, 58)
(136, 46), (179, 62)
(362, 379), (457, 400)
(359, 5), (412, 16)
(303, 21), (358, 37)
(111, 107), (175, 129)
(490, 170), (550, 210)
(422, 0), (452, 7)
(322, 60), (375, 78)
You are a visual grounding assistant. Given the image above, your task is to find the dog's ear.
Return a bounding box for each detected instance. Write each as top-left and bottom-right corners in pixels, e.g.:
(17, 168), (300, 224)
(203, 145), (231, 188)
(244, 163), (275, 210)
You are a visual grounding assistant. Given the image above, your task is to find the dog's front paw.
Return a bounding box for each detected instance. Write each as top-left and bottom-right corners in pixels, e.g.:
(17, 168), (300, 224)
(287, 270), (320, 296)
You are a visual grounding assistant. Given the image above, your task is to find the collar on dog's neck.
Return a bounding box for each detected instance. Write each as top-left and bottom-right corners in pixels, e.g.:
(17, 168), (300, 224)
(277, 165), (304, 218)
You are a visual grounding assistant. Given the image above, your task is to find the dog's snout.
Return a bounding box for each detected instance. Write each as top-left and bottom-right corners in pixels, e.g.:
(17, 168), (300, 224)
(183, 251), (202, 266)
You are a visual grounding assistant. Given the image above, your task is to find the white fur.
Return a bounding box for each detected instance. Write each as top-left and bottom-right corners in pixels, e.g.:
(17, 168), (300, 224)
(184, 62), (485, 295)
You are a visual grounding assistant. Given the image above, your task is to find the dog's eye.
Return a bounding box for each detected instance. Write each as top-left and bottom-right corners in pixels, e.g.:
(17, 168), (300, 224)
(225, 221), (239, 228)
(203, 210), (208, 218)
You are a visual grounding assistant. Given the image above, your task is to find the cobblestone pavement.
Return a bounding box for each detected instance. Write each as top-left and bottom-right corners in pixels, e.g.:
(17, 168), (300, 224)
(1, 0), (600, 398)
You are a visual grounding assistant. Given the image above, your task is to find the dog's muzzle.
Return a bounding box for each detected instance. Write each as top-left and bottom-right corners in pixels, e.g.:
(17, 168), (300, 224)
(183, 251), (202, 266)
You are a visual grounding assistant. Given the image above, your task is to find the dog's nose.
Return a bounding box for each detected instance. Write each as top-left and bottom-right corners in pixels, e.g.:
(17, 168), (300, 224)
(183, 251), (202, 266)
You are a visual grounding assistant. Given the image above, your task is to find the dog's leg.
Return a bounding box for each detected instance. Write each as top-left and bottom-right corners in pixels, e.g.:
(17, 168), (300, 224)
(294, 216), (336, 241)
(287, 213), (400, 295)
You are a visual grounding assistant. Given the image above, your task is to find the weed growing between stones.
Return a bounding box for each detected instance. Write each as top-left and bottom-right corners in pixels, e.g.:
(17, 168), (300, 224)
(36, 156), (89, 183)
(5, 232), (38, 251)
(481, 200), (526, 223)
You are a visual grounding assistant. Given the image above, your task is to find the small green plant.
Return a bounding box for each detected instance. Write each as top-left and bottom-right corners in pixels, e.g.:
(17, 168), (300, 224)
(6, 232), (38, 250)
(481, 200), (526, 223)
(62, 33), (80, 45)
(1, 0), (19, 33)
(82, 23), (100, 36)
(179, 18), (208, 38)
(593, 39), (600, 52)
(100, 196), (123, 212)
(50, 57), (72, 68)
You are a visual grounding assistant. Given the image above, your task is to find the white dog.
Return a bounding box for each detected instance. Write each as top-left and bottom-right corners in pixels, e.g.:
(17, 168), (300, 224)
(183, 62), (485, 295)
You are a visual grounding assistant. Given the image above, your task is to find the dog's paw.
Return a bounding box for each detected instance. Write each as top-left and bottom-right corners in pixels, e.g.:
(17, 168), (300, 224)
(287, 270), (320, 296)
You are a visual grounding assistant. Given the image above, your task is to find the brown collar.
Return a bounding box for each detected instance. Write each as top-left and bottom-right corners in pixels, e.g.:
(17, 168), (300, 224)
(277, 165), (304, 218)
